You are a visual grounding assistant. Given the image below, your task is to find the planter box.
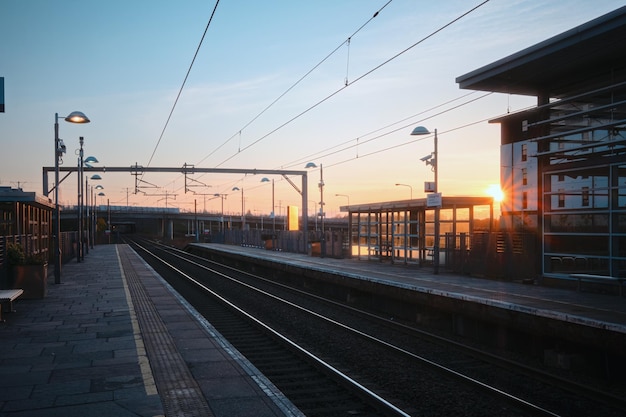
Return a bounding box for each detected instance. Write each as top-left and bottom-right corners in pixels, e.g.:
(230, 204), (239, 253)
(12, 264), (48, 299)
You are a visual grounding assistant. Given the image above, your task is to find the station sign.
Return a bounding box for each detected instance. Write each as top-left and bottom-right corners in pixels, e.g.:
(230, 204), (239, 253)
(426, 192), (442, 207)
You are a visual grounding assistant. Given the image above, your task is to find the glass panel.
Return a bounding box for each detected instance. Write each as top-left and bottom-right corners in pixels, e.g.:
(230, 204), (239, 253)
(545, 213), (609, 233)
(617, 214), (626, 233)
(547, 167), (609, 210)
(545, 234), (608, 256)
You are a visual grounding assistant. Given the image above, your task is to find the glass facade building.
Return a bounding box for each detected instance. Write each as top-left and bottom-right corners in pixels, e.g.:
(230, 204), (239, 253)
(457, 6), (626, 280)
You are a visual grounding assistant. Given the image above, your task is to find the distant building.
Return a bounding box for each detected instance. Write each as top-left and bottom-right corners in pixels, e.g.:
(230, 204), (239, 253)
(457, 6), (626, 279)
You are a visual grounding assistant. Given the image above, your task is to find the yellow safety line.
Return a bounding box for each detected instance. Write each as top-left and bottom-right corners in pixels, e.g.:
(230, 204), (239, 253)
(116, 245), (159, 397)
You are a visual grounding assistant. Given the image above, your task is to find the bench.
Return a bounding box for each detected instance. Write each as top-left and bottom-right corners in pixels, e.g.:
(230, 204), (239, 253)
(0, 289), (24, 322)
(570, 274), (625, 296)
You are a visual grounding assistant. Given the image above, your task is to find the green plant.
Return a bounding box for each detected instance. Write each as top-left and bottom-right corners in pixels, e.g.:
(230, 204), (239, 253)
(6, 243), (47, 265)
(6, 243), (26, 266)
(25, 252), (48, 265)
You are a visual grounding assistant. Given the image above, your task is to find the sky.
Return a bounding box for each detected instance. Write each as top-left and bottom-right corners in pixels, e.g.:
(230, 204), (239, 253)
(2, 0), (625, 219)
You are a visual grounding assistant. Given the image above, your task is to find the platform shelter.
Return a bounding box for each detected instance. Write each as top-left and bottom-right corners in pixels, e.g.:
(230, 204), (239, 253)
(342, 196), (494, 267)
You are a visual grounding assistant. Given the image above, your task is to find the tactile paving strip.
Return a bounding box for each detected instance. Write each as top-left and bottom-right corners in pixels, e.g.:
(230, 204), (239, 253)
(118, 246), (214, 417)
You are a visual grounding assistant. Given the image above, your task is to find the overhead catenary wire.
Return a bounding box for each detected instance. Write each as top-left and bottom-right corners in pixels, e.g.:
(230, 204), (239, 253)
(135, 1), (493, 205)
(144, 0), (221, 170)
(280, 91), (489, 170)
(182, 90), (509, 200)
(136, 0), (395, 199)
(194, 0), (393, 167)
(211, 0), (490, 168)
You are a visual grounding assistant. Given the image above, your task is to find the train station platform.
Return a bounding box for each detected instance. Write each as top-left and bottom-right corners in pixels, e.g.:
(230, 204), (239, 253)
(3, 242), (625, 416)
(0, 244), (302, 417)
(189, 243), (626, 344)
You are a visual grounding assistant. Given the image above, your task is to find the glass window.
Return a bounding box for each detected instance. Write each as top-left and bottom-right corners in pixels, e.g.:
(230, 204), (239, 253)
(582, 187), (589, 207)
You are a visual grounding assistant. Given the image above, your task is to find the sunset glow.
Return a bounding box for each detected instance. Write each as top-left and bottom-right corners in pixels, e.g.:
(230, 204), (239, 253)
(486, 184), (504, 203)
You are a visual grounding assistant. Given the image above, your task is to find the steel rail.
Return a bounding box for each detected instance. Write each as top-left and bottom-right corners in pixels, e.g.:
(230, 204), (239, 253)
(146, 240), (563, 417)
(131, 239), (411, 417)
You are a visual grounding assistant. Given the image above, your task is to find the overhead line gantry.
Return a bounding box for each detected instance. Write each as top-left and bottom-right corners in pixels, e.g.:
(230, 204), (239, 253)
(42, 164), (312, 242)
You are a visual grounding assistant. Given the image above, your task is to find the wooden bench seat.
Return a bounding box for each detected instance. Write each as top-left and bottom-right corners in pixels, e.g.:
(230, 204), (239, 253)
(0, 289), (24, 322)
(570, 274), (625, 296)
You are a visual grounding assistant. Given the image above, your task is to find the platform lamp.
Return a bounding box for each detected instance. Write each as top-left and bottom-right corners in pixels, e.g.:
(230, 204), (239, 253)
(78, 153), (99, 259)
(305, 162), (325, 257)
(53, 111), (90, 284)
(261, 177), (275, 231)
(395, 183), (413, 200)
(213, 194), (226, 232)
(410, 126), (440, 274)
(84, 167), (100, 251)
(232, 186), (245, 230)
(335, 194), (349, 214)
(91, 180), (104, 248)
(96, 191), (105, 244)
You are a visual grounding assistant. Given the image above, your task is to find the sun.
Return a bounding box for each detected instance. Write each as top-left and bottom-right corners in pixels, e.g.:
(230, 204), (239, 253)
(486, 184), (504, 202)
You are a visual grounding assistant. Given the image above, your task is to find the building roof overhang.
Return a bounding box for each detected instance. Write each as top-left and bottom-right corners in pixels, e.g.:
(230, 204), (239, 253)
(456, 6), (626, 98)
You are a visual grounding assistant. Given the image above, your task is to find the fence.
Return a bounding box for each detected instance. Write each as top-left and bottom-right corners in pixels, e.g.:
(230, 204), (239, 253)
(445, 231), (538, 281)
(202, 229), (349, 258)
(0, 232), (80, 287)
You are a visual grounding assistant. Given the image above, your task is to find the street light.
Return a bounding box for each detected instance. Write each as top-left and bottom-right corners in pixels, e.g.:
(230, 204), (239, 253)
(213, 194), (226, 232)
(305, 162), (325, 257)
(85, 171), (104, 249)
(261, 177), (275, 231)
(96, 191), (105, 243)
(76, 137), (85, 263)
(76, 140), (97, 262)
(411, 126), (439, 274)
(335, 193), (350, 206)
(53, 111), (90, 284)
(232, 186), (245, 230)
(395, 183), (413, 200)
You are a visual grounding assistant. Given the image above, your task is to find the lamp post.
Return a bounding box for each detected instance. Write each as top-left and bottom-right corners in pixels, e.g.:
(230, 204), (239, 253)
(261, 177), (275, 231)
(95, 189), (105, 246)
(83, 157), (99, 254)
(395, 183), (413, 200)
(213, 194), (226, 232)
(411, 126), (439, 274)
(76, 137), (84, 263)
(232, 186), (245, 230)
(305, 162), (325, 257)
(335, 193), (350, 207)
(93, 183), (103, 248)
(53, 111), (90, 284)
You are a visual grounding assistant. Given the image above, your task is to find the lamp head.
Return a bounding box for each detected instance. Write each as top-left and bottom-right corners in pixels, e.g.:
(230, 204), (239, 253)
(84, 156), (99, 164)
(260, 177), (270, 183)
(410, 126), (430, 136)
(90, 174), (102, 180)
(304, 162), (317, 169)
(232, 186), (240, 191)
(65, 111), (90, 124)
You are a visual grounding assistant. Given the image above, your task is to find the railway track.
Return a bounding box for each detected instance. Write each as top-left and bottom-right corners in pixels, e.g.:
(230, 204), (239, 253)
(126, 237), (626, 417)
